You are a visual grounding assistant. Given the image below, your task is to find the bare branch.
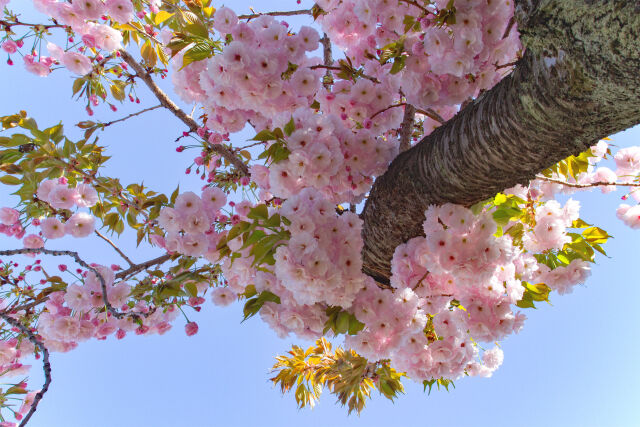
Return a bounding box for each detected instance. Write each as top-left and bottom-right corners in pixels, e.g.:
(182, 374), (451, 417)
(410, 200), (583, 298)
(115, 253), (173, 280)
(0, 313), (51, 427)
(118, 50), (249, 175)
(535, 176), (639, 188)
(0, 248), (148, 320)
(371, 103), (406, 120)
(100, 104), (162, 128)
(397, 0), (432, 15)
(0, 18), (66, 30)
(94, 230), (134, 267)
(399, 104), (416, 152)
(238, 9), (312, 19)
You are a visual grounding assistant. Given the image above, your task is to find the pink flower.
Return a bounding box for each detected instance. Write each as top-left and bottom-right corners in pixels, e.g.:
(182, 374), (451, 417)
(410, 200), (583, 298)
(41, 217), (66, 239)
(88, 24), (123, 51)
(75, 184), (99, 207)
(23, 55), (51, 77)
(174, 191), (203, 215)
(23, 234), (44, 249)
(65, 212), (96, 238)
(46, 42), (64, 60)
(201, 187), (226, 212)
(36, 180), (58, 201)
(82, 34), (97, 48)
(0, 207), (19, 225)
(212, 7), (238, 34)
(105, 0), (134, 23)
(211, 287), (237, 306)
(179, 233), (208, 257)
(18, 391), (39, 417)
(184, 322), (199, 336)
(73, 0), (106, 20)
(49, 186), (78, 210)
(1, 40), (17, 54)
(62, 51), (93, 75)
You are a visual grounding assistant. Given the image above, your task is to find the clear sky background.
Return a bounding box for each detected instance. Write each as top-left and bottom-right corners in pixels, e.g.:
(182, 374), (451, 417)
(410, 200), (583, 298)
(1, 2), (639, 426)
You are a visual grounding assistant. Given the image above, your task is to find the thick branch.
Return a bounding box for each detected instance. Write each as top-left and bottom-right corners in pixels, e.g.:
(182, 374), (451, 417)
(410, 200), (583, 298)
(361, 0), (640, 283)
(118, 50), (248, 175)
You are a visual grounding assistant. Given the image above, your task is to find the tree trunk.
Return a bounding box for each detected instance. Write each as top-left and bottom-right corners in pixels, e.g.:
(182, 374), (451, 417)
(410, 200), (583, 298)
(361, 0), (640, 284)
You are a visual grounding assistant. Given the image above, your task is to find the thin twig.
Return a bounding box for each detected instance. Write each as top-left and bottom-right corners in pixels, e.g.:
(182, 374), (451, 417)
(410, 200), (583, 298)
(495, 60), (518, 70)
(397, 0), (432, 15)
(0, 19), (66, 30)
(0, 248), (148, 320)
(535, 176), (639, 188)
(118, 50), (249, 175)
(94, 230), (134, 267)
(399, 104), (416, 152)
(100, 104), (162, 128)
(308, 65), (380, 83)
(115, 253), (173, 280)
(238, 9), (313, 19)
(0, 313), (51, 427)
(502, 16), (516, 39)
(371, 102), (406, 120)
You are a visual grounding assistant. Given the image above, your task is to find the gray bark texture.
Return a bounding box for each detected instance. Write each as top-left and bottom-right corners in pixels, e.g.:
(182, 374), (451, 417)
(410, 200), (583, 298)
(361, 0), (640, 284)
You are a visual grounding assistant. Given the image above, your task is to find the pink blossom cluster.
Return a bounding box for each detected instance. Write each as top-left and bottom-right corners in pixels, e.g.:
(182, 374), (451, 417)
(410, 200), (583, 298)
(17, 0), (138, 76)
(194, 11), (324, 132)
(47, 42), (93, 75)
(34, 0), (134, 26)
(37, 265), (179, 352)
(258, 109), (398, 203)
(219, 190), (371, 339)
(274, 188), (367, 307)
(0, 207), (25, 240)
(530, 141), (640, 230)
(35, 179), (98, 238)
(0, 336), (34, 382)
(156, 189), (227, 258)
(219, 258), (328, 340)
(316, 0), (521, 110)
(522, 199), (580, 253)
(344, 201), (592, 381)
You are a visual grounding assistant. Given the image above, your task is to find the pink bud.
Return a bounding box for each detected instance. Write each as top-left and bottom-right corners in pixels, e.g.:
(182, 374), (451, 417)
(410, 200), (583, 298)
(185, 322), (199, 336)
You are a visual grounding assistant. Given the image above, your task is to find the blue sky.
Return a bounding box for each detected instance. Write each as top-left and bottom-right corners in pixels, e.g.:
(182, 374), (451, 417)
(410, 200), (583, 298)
(1, 1), (639, 426)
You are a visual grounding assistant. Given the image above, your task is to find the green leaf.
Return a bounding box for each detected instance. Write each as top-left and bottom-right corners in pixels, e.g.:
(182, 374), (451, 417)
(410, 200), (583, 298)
(181, 43), (212, 68)
(252, 129), (277, 142)
(284, 117), (296, 136)
(247, 204), (269, 221)
(0, 175), (20, 185)
(185, 22), (209, 38)
(185, 282), (198, 298)
(243, 291), (280, 321)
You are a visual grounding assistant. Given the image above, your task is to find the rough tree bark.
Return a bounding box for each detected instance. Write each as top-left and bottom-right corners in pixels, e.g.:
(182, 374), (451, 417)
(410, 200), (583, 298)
(361, 0), (640, 284)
